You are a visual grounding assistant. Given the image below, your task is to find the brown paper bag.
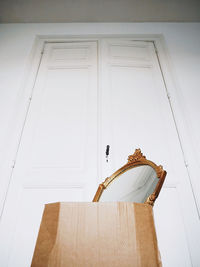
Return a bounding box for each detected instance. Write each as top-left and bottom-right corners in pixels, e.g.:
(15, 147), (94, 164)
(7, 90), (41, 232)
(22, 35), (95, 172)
(31, 202), (161, 267)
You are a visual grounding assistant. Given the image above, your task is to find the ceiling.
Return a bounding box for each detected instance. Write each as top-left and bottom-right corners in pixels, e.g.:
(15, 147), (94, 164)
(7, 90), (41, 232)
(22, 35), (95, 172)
(0, 0), (200, 23)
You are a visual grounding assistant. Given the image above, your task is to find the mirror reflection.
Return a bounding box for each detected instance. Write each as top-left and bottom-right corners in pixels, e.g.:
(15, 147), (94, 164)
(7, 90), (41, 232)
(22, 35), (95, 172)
(99, 165), (158, 203)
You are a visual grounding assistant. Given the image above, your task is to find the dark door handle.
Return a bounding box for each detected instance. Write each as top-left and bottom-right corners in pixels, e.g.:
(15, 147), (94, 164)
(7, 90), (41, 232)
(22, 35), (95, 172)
(106, 145), (110, 162)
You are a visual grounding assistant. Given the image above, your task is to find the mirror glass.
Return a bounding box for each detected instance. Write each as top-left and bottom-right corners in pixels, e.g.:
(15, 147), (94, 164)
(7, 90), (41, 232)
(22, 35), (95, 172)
(99, 165), (158, 203)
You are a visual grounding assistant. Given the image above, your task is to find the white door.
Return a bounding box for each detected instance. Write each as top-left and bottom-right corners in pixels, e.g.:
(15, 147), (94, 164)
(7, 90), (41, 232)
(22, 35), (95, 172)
(100, 39), (200, 267)
(0, 41), (98, 266)
(0, 39), (199, 267)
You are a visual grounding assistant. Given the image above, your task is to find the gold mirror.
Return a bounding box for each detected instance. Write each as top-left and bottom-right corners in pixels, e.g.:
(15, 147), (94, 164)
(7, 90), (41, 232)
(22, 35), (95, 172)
(93, 149), (166, 206)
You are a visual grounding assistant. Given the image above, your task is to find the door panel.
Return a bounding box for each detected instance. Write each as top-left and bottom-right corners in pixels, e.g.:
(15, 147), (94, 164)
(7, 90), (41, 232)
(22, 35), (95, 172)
(0, 41), (98, 266)
(100, 40), (200, 266)
(100, 40), (183, 183)
(154, 188), (191, 266)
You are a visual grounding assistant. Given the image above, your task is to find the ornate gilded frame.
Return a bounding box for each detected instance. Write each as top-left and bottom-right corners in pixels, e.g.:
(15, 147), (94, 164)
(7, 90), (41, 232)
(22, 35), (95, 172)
(93, 148), (166, 206)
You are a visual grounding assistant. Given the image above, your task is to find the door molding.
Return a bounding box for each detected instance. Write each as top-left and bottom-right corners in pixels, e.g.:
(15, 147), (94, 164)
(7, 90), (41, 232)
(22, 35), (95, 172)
(1, 34), (199, 218)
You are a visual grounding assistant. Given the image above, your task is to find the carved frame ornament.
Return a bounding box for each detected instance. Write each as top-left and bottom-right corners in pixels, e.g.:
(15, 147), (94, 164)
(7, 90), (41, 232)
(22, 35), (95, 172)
(92, 148), (166, 206)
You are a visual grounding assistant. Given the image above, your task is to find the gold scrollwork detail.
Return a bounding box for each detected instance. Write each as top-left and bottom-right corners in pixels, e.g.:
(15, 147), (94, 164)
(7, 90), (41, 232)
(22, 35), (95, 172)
(127, 148), (146, 163)
(156, 165), (164, 177)
(145, 194), (156, 206)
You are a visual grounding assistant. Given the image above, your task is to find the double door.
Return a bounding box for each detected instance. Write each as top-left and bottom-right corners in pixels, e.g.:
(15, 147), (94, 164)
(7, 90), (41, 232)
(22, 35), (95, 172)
(0, 39), (199, 266)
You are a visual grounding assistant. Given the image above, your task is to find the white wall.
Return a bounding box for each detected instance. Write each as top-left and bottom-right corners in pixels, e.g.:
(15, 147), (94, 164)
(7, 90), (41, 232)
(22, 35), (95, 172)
(0, 23), (200, 214)
(1, 0), (200, 22)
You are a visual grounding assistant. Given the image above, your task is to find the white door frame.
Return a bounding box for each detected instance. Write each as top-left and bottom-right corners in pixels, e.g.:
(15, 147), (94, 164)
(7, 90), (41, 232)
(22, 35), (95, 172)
(0, 34), (200, 267)
(1, 34), (199, 218)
